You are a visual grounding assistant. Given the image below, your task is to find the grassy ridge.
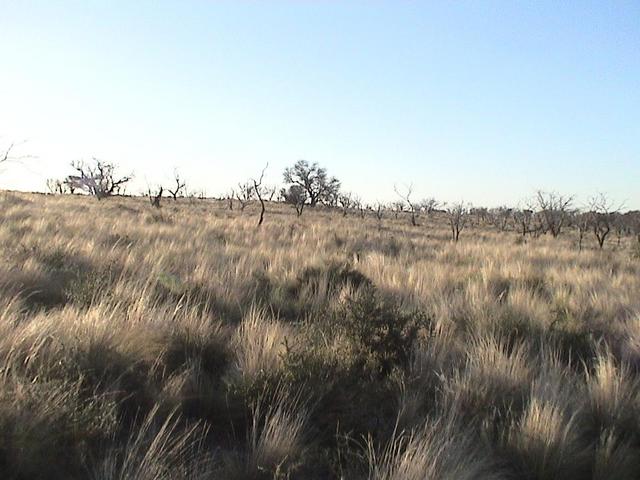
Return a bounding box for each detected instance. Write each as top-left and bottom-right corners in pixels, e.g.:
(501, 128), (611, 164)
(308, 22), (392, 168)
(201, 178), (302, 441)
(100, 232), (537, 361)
(1, 191), (639, 479)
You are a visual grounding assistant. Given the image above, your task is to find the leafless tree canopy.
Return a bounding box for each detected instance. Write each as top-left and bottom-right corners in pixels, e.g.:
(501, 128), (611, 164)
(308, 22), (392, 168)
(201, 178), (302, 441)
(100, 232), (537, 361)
(167, 170), (186, 200)
(394, 184), (417, 226)
(283, 160), (340, 207)
(419, 197), (439, 215)
(149, 186), (163, 208)
(446, 202), (470, 242)
(588, 193), (621, 249)
(489, 206), (513, 231)
(338, 192), (354, 216)
(66, 159), (132, 200)
(252, 163), (269, 227)
(235, 181), (254, 211)
(46, 178), (75, 195)
(535, 191), (573, 237)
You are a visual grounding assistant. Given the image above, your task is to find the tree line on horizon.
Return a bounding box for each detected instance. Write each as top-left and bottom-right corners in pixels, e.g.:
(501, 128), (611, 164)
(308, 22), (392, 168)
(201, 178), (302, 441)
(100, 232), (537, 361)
(0, 143), (638, 248)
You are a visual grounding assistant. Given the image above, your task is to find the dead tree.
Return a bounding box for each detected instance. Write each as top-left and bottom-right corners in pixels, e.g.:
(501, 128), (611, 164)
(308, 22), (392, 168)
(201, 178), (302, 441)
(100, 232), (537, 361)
(395, 184), (417, 226)
(353, 195), (365, 218)
(513, 208), (533, 237)
(252, 164), (268, 227)
(236, 181), (254, 211)
(588, 193), (620, 250)
(612, 213), (625, 246)
(535, 191), (573, 237)
(46, 178), (69, 195)
(391, 201), (405, 219)
(625, 211), (640, 244)
(489, 206), (513, 231)
(66, 159), (132, 200)
(149, 186), (163, 208)
(374, 201), (385, 222)
(167, 170), (186, 201)
(446, 202), (470, 242)
(574, 211), (591, 252)
(265, 186), (277, 202)
(226, 189), (235, 210)
(0, 143), (16, 167)
(338, 192), (354, 217)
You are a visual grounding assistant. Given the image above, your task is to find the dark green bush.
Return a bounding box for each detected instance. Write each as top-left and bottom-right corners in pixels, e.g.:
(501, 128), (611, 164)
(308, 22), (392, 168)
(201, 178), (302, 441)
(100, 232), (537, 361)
(339, 284), (427, 377)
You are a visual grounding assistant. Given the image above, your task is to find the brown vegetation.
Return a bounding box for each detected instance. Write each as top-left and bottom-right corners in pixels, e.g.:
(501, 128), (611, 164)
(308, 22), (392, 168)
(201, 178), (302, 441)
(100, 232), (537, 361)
(0, 191), (639, 479)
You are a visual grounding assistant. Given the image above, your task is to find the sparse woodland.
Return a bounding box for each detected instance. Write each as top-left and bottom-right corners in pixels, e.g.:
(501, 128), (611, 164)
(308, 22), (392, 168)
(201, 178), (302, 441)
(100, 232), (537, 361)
(1, 188), (640, 480)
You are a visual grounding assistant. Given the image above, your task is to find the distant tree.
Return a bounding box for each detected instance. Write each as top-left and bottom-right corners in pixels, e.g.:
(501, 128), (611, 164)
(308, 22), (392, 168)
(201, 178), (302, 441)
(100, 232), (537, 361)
(588, 193), (620, 250)
(353, 195), (365, 218)
(283, 160), (340, 207)
(471, 207), (489, 225)
(573, 211), (591, 252)
(513, 208), (534, 237)
(46, 178), (72, 195)
(489, 206), (513, 231)
(374, 201), (385, 222)
(66, 159), (132, 200)
(226, 189), (235, 210)
(446, 202), (470, 242)
(419, 198), (440, 215)
(612, 213), (626, 246)
(394, 184), (417, 226)
(149, 186), (163, 208)
(167, 170), (186, 201)
(281, 184), (307, 217)
(252, 164), (269, 227)
(535, 191), (573, 237)
(625, 211), (640, 244)
(390, 201), (405, 219)
(235, 181), (254, 211)
(338, 192), (354, 216)
(0, 143), (16, 167)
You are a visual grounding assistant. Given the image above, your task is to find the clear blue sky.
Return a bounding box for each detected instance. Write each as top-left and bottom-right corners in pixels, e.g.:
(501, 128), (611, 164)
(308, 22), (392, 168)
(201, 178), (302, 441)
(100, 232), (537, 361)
(1, 1), (638, 208)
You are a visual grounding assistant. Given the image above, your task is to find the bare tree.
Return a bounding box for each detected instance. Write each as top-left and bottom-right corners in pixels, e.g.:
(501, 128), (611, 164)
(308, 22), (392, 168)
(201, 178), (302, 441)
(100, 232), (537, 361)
(588, 193), (620, 250)
(252, 164), (269, 227)
(446, 202), (470, 242)
(167, 170), (186, 201)
(489, 206), (513, 231)
(66, 159), (132, 200)
(283, 160), (340, 207)
(353, 195), (365, 218)
(149, 186), (163, 208)
(535, 191), (573, 237)
(374, 201), (385, 222)
(612, 213), (626, 246)
(236, 181), (254, 211)
(471, 207), (489, 225)
(390, 201), (405, 219)
(0, 141), (32, 168)
(574, 211), (591, 252)
(513, 208), (533, 237)
(1, 143), (16, 167)
(419, 198), (439, 215)
(625, 211), (640, 245)
(338, 192), (355, 217)
(226, 189), (235, 210)
(46, 178), (70, 195)
(395, 184), (417, 226)
(281, 184), (307, 217)
(265, 185), (277, 202)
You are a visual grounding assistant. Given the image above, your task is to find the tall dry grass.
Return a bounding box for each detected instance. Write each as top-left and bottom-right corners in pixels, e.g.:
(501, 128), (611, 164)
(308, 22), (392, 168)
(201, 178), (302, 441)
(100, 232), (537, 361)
(1, 190), (639, 479)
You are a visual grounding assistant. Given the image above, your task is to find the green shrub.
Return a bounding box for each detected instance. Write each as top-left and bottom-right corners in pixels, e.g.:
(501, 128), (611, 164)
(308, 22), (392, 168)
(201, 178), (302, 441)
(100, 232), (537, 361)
(338, 285), (427, 377)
